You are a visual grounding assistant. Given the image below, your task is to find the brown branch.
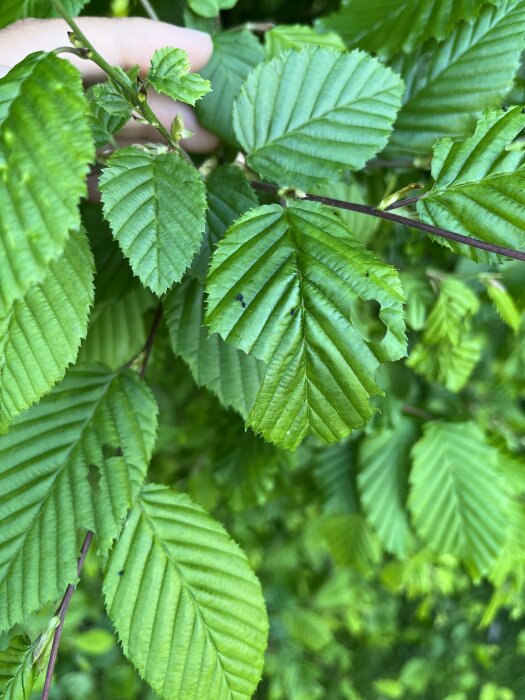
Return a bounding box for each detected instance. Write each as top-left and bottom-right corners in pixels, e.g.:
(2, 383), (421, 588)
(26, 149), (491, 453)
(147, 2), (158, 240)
(140, 304), (163, 378)
(41, 531), (93, 700)
(384, 193), (425, 211)
(250, 181), (525, 263)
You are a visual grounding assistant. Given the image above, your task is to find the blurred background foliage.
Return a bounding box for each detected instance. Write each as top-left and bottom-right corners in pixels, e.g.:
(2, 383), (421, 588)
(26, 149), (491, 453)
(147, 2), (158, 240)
(2, 0), (525, 698)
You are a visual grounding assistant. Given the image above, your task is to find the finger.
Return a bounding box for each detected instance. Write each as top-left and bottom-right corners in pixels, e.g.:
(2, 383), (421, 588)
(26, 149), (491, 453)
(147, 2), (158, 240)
(0, 17), (212, 81)
(116, 93), (219, 153)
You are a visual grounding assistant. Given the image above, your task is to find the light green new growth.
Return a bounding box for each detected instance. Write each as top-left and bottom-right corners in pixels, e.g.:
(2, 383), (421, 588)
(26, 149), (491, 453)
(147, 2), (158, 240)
(104, 484), (269, 700)
(147, 47), (211, 105)
(188, 0), (238, 18)
(265, 24), (346, 58)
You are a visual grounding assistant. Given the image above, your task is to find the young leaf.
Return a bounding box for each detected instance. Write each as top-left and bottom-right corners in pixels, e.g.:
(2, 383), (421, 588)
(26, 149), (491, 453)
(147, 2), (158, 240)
(206, 201), (407, 450)
(193, 164), (260, 280)
(233, 47), (404, 188)
(407, 279), (482, 391)
(196, 31), (264, 146)
(166, 277), (265, 419)
(0, 53), (94, 317)
(147, 47), (211, 105)
(265, 25), (346, 58)
(187, 0), (238, 18)
(91, 80), (134, 118)
(408, 421), (509, 578)
(484, 278), (521, 332)
(320, 514), (382, 573)
(318, 0), (497, 56)
(0, 618), (58, 699)
(0, 229), (94, 433)
(0, 365), (158, 632)
(388, 0), (525, 155)
(87, 85), (129, 149)
(417, 107), (525, 261)
(99, 147), (207, 295)
(358, 418), (417, 558)
(103, 484), (268, 700)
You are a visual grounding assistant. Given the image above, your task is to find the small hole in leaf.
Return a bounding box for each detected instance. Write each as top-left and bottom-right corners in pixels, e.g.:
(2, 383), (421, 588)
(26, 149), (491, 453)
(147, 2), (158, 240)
(350, 298), (387, 343)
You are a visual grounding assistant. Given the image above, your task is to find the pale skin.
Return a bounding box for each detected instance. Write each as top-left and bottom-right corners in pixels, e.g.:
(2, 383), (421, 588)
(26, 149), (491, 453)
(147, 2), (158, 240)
(0, 17), (219, 152)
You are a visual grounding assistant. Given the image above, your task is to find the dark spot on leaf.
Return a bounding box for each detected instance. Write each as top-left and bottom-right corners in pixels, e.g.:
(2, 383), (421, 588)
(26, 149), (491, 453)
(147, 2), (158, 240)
(365, 270), (370, 277)
(236, 293), (247, 309)
(118, 570), (125, 576)
(290, 308), (296, 316)
(502, 104), (508, 112)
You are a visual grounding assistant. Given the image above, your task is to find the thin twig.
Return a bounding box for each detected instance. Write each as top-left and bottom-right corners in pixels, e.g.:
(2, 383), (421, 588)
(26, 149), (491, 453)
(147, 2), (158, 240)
(41, 531), (93, 700)
(250, 181), (525, 263)
(402, 404), (435, 421)
(138, 0), (159, 20)
(140, 304), (163, 378)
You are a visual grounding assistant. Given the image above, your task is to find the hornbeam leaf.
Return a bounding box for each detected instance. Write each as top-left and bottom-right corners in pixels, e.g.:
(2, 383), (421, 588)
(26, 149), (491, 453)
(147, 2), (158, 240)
(206, 201), (407, 450)
(166, 277), (265, 419)
(0, 229), (95, 433)
(233, 47), (404, 188)
(0, 53), (94, 317)
(0, 618), (58, 699)
(265, 25), (346, 58)
(408, 421), (509, 578)
(0, 365), (158, 632)
(358, 418), (417, 558)
(147, 47), (211, 105)
(387, 0), (525, 155)
(196, 31), (264, 146)
(99, 147), (207, 295)
(416, 107), (525, 260)
(318, 0), (499, 57)
(484, 278), (521, 332)
(187, 0), (238, 18)
(103, 484), (268, 700)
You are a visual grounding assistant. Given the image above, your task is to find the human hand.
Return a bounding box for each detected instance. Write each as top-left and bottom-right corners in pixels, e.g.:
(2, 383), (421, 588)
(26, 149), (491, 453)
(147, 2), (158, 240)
(0, 17), (219, 152)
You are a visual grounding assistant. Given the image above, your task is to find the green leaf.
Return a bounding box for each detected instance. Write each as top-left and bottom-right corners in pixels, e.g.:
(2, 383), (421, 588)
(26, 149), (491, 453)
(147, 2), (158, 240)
(408, 421), (509, 577)
(0, 229), (94, 433)
(193, 164), (259, 280)
(233, 47), (404, 188)
(103, 484), (268, 700)
(407, 279), (482, 391)
(0, 0), (89, 28)
(483, 277), (521, 332)
(206, 201), (407, 450)
(91, 80), (134, 118)
(0, 365), (158, 631)
(86, 85), (129, 149)
(187, 0), (238, 18)
(265, 25), (346, 58)
(417, 107), (525, 261)
(400, 272), (435, 331)
(196, 31), (264, 146)
(166, 277), (265, 419)
(99, 147), (207, 295)
(318, 0), (497, 56)
(358, 418), (417, 558)
(78, 287), (154, 370)
(147, 47), (211, 105)
(0, 618), (58, 699)
(387, 0), (525, 155)
(0, 53), (94, 318)
(320, 514), (382, 573)
(313, 442), (358, 515)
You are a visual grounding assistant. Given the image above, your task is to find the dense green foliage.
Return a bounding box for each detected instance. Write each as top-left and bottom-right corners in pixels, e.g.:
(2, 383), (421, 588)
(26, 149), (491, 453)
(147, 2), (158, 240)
(1, 0), (525, 698)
